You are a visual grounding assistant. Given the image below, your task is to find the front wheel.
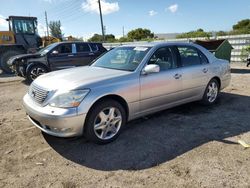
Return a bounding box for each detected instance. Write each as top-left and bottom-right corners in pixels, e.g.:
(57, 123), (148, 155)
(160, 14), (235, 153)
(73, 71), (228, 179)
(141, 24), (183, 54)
(84, 99), (126, 144)
(26, 64), (48, 83)
(201, 79), (220, 105)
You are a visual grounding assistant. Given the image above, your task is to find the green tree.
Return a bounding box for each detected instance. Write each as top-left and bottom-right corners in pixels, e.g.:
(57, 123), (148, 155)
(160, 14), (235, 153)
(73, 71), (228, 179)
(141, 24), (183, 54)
(118, 37), (132, 42)
(177, 29), (211, 39)
(105, 34), (116, 42)
(233, 19), (250, 32)
(88, 34), (102, 42)
(216, 31), (228, 36)
(127, 28), (154, 41)
(88, 34), (117, 42)
(241, 45), (250, 61)
(49, 21), (62, 40)
(215, 19), (250, 36)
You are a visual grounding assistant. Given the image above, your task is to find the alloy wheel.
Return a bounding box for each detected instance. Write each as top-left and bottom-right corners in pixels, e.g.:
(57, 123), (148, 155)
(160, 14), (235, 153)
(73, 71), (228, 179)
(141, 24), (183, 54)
(30, 67), (46, 80)
(93, 107), (122, 140)
(207, 82), (218, 103)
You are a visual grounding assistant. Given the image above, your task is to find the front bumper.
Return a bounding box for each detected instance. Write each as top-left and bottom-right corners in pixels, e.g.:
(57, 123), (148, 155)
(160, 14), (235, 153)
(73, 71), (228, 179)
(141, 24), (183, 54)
(23, 94), (86, 137)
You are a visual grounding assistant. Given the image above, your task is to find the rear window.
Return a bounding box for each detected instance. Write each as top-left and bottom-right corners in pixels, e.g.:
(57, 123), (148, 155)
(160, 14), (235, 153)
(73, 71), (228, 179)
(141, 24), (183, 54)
(177, 46), (201, 67)
(76, 43), (90, 53)
(90, 43), (98, 51)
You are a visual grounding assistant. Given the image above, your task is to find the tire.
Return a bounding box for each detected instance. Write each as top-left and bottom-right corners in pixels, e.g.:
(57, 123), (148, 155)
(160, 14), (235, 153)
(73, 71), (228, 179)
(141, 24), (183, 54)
(0, 50), (22, 74)
(201, 79), (220, 105)
(84, 99), (126, 144)
(26, 64), (48, 83)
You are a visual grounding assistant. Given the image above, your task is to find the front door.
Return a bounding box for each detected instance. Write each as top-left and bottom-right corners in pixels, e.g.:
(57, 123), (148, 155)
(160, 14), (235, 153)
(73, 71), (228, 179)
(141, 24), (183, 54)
(139, 46), (183, 113)
(49, 43), (77, 70)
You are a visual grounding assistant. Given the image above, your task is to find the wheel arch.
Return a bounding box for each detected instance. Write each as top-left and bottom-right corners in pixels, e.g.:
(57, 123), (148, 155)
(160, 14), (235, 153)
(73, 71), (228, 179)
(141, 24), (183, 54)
(26, 62), (50, 73)
(84, 94), (129, 128)
(211, 76), (221, 89)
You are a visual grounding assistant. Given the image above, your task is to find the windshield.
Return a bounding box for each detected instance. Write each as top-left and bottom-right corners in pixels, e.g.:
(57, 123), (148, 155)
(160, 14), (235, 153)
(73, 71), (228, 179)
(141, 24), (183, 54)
(38, 43), (58, 56)
(13, 19), (36, 34)
(92, 46), (151, 71)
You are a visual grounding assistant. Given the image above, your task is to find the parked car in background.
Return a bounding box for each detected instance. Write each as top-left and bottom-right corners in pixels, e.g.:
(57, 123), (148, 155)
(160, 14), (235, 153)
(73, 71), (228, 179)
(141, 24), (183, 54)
(8, 42), (107, 82)
(23, 42), (231, 144)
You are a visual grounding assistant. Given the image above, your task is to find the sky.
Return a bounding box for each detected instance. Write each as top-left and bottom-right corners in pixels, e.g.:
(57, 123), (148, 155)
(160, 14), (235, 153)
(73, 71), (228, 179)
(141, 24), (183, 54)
(0, 0), (249, 40)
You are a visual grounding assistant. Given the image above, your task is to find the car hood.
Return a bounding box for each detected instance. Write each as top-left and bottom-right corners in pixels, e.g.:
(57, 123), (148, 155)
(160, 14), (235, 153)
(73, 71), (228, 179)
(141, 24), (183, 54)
(8, 53), (42, 65)
(33, 66), (132, 91)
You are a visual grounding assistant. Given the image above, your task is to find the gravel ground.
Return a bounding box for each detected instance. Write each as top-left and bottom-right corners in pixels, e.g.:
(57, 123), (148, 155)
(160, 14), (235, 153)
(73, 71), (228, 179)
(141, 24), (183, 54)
(0, 63), (250, 188)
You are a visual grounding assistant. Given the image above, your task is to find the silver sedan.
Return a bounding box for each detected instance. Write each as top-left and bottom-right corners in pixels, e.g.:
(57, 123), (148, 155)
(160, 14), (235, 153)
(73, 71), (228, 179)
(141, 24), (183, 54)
(23, 42), (231, 144)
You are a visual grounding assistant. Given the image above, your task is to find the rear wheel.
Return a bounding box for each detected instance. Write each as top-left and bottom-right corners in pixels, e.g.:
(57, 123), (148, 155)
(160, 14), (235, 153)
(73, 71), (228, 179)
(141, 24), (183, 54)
(0, 50), (22, 74)
(26, 64), (48, 82)
(201, 79), (219, 105)
(84, 99), (126, 144)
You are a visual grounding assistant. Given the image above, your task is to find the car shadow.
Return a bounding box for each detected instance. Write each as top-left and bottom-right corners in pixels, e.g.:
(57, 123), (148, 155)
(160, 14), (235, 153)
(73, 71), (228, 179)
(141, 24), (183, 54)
(0, 71), (15, 78)
(44, 92), (250, 171)
(231, 68), (250, 74)
(21, 79), (31, 86)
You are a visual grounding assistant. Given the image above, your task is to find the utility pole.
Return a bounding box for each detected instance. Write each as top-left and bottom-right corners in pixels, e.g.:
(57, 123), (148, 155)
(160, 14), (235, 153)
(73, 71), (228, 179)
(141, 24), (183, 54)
(104, 25), (106, 36)
(45, 11), (49, 38)
(98, 0), (105, 42)
(122, 26), (125, 38)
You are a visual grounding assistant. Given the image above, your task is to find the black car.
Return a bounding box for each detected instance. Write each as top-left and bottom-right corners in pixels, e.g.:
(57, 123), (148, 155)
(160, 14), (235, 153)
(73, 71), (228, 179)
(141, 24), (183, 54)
(8, 41), (107, 82)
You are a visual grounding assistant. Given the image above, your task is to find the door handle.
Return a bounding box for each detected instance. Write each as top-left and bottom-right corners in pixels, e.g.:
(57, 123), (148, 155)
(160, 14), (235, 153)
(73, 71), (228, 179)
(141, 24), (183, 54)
(202, 68), (208, 73)
(89, 52), (95, 55)
(174, 73), (182, 79)
(68, 54), (74, 57)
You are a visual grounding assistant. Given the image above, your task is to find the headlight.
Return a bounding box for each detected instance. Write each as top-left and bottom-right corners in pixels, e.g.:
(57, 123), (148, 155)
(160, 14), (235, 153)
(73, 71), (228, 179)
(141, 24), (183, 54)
(49, 89), (90, 108)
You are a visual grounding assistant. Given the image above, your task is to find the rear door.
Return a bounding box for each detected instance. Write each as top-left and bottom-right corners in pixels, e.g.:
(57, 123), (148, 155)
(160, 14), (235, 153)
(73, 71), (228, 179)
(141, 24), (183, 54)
(74, 43), (96, 66)
(48, 43), (77, 70)
(176, 45), (210, 99)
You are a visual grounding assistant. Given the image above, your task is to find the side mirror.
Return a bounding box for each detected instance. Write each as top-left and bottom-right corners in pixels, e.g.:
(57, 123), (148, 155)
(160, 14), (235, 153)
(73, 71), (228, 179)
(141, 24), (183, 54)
(51, 50), (59, 55)
(142, 64), (160, 75)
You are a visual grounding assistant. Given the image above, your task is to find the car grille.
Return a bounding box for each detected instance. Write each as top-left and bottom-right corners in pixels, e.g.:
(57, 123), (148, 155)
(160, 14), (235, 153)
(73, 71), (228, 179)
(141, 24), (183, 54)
(29, 83), (49, 104)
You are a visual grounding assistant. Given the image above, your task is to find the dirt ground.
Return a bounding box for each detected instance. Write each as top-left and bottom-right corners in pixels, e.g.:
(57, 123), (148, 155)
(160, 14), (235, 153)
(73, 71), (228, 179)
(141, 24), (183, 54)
(0, 63), (250, 188)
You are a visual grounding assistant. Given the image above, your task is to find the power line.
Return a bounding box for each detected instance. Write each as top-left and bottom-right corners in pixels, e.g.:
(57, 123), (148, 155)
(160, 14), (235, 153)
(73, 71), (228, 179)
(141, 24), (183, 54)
(47, 1), (81, 18)
(37, 0), (80, 20)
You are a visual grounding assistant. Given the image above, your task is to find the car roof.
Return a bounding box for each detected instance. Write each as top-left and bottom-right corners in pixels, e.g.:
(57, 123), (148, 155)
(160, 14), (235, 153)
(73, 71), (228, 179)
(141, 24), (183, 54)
(54, 41), (103, 45)
(121, 42), (198, 48)
(119, 41), (217, 62)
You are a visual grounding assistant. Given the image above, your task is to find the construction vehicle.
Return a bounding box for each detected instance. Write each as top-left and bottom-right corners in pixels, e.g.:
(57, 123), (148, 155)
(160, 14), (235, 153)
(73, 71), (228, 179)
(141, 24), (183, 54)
(41, 36), (61, 47)
(0, 16), (42, 73)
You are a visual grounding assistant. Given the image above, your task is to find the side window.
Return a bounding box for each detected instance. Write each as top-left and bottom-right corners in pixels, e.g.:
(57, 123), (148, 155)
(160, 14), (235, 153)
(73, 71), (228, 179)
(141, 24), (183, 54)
(56, 44), (72, 54)
(199, 52), (209, 64)
(177, 46), (201, 67)
(148, 47), (176, 71)
(89, 43), (98, 51)
(76, 43), (90, 53)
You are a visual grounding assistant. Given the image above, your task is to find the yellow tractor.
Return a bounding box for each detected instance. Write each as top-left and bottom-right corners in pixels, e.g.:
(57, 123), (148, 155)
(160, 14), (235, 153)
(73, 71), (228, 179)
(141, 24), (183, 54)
(41, 36), (61, 47)
(0, 16), (42, 73)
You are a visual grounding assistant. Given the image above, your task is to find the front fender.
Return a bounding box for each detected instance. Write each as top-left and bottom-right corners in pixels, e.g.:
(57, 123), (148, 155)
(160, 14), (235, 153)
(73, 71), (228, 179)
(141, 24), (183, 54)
(26, 62), (49, 74)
